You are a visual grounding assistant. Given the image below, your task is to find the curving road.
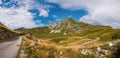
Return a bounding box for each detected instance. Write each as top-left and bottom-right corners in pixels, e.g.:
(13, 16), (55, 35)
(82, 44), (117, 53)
(0, 36), (22, 58)
(78, 37), (100, 47)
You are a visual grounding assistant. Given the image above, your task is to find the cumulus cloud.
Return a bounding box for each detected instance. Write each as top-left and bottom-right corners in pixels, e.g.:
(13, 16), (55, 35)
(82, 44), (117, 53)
(39, 8), (49, 17)
(0, 7), (36, 29)
(0, 0), (49, 29)
(48, 0), (120, 28)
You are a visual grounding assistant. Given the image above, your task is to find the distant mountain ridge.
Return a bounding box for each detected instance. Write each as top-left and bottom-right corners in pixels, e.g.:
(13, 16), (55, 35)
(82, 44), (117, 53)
(17, 18), (120, 41)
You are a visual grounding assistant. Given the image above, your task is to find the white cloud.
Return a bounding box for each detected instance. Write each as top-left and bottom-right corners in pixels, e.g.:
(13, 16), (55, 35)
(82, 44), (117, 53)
(48, 0), (120, 28)
(0, 7), (37, 29)
(0, 0), (49, 29)
(39, 8), (49, 17)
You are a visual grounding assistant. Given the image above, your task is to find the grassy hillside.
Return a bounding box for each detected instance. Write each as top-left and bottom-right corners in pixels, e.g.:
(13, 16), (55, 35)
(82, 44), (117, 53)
(17, 18), (120, 58)
(17, 32), (120, 58)
(79, 26), (120, 41)
(18, 18), (120, 41)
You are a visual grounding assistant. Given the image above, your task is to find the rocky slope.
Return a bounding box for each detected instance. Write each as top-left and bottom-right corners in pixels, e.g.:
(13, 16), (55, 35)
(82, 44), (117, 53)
(48, 18), (95, 34)
(47, 18), (113, 34)
(0, 23), (21, 41)
(47, 18), (120, 40)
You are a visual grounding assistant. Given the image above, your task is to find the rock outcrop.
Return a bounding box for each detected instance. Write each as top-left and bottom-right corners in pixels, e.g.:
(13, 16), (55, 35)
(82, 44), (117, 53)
(0, 23), (21, 41)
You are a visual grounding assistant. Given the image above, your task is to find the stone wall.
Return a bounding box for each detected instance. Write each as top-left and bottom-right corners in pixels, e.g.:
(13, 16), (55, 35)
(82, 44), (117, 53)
(0, 27), (19, 41)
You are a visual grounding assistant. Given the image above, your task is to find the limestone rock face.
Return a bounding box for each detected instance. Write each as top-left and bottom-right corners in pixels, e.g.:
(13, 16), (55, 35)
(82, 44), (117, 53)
(47, 22), (57, 30)
(47, 18), (94, 34)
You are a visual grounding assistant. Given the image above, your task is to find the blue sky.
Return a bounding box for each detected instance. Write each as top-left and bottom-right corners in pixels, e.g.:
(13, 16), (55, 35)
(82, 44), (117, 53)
(29, 1), (88, 25)
(0, 0), (88, 29)
(0, 0), (120, 29)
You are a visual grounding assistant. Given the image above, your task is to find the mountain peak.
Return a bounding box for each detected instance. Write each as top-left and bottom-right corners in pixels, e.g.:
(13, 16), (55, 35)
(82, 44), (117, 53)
(48, 18), (95, 34)
(61, 18), (76, 23)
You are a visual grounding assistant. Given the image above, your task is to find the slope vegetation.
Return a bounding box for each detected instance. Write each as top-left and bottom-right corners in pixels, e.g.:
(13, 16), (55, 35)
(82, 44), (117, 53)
(18, 18), (120, 41)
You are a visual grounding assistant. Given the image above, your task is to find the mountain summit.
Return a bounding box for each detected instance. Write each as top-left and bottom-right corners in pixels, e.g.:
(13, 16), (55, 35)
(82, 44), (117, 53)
(48, 18), (94, 34)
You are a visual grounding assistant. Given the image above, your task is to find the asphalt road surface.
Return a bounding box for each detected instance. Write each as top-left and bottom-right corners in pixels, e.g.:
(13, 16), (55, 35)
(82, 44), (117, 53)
(0, 36), (22, 58)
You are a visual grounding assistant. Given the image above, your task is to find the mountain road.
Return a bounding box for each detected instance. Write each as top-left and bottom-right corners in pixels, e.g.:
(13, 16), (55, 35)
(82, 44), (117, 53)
(0, 36), (22, 58)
